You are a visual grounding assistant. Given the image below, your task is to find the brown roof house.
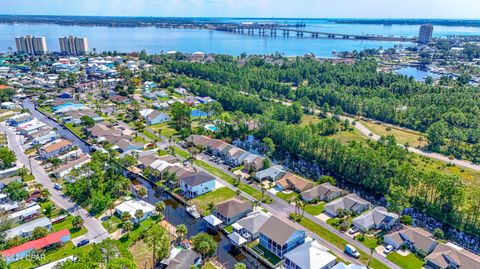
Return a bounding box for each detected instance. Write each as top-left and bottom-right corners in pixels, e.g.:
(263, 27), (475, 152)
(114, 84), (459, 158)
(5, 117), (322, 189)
(426, 243), (480, 269)
(383, 226), (438, 254)
(276, 172), (314, 193)
(38, 139), (73, 159)
(323, 193), (371, 217)
(213, 197), (253, 225)
(258, 215), (306, 259)
(301, 182), (346, 202)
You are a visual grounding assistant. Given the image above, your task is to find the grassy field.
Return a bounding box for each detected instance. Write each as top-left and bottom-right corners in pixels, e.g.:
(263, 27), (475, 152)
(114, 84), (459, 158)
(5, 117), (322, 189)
(52, 215), (88, 239)
(101, 215), (123, 233)
(356, 234), (380, 249)
(328, 129), (366, 144)
(190, 187), (237, 214)
(299, 218), (389, 269)
(148, 123), (178, 138)
(119, 216), (161, 248)
(65, 123), (85, 138)
(202, 262), (217, 269)
(141, 129), (158, 141)
(248, 241), (282, 266)
(359, 119), (423, 146)
(304, 202), (325, 216)
(129, 239), (154, 269)
(10, 242), (93, 268)
(387, 252), (424, 269)
(276, 191), (299, 202)
(412, 154), (480, 186)
(300, 114), (322, 127)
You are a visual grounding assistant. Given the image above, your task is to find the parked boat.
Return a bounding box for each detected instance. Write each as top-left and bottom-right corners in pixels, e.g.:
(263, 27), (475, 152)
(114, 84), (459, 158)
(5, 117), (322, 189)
(186, 205), (201, 219)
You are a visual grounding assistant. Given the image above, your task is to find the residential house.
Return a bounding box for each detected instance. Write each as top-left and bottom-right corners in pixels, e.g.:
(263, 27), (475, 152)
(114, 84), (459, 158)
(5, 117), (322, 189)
(213, 197), (253, 225)
(18, 121), (47, 135)
(243, 154), (265, 172)
(162, 248), (200, 269)
(52, 154), (91, 178)
(233, 211), (270, 241)
(115, 199), (156, 223)
(0, 176), (22, 190)
(258, 215), (306, 258)
(324, 194), (371, 217)
(5, 217), (52, 239)
(255, 165), (286, 182)
(352, 207), (399, 232)
(8, 204), (41, 224)
(87, 123), (121, 139)
(276, 172), (314, 193)
(114, 139), (144, 153)
(174, 87), (188, 96)
(426, 243), (480, 269)
(301, 183), (345, 202)
(38, 139), (73, 159)
(284, 240), (337, 269)
(180, 172), (216, 198)
(110, 95), (131, 104)
(0, 229), (70, 264)
(8, 113), (32, 126)
(383, 226), (438, 254)
(145, 110), (170, 125)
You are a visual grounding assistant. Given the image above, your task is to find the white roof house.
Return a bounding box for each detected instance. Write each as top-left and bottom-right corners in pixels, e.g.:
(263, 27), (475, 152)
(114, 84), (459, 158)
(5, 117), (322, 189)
(115, 199), (155, 223)
(5, 217), (52, 239)
(331, 263), (367, 269)
(8, 204), (41, 222)
(284, 240), (337, 269)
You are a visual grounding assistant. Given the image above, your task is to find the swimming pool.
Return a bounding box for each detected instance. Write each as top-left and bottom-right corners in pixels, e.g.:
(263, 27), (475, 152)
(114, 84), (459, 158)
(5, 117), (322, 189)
(205, 124), (218, 132)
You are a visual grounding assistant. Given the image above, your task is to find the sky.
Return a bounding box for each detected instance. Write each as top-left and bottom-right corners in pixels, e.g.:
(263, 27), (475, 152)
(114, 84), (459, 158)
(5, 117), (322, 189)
(0, 0), (479, 19)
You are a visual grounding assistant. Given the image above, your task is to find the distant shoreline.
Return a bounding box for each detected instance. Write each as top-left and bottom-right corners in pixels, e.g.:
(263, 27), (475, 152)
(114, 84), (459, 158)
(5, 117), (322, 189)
(0, 15), (480, 28)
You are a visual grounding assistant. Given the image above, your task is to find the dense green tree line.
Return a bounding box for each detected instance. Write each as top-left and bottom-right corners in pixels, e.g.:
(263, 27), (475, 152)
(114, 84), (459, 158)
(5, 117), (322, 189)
(65, 152), (131, 214)
(166, 56), (480, 162)
(257, 118), (479, 234)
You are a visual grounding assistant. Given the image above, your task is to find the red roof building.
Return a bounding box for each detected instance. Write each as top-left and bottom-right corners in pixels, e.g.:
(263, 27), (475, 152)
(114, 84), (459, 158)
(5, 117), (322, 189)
(1, 229), (71, 263)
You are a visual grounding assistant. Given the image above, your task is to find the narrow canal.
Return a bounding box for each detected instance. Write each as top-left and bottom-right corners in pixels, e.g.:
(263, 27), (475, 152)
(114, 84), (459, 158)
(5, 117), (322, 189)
(24, 99), (262, 269)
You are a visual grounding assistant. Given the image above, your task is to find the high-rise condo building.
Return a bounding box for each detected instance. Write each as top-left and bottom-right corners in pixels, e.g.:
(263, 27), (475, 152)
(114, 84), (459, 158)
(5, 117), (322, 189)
(15, 35), (48, 55)
(418, 24), (434, 44)
(59, 36), (89, 55)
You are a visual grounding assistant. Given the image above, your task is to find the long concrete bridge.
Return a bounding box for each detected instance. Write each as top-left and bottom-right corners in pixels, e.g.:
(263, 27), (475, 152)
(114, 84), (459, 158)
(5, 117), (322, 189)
(212, 25), (416, 42)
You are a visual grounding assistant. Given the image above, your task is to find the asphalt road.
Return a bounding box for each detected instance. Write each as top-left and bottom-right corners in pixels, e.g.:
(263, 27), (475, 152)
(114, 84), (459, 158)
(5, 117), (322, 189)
(0, 122), (109, 245)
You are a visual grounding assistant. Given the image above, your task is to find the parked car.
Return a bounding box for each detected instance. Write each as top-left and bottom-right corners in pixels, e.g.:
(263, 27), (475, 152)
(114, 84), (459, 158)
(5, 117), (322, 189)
(54, 183), (62, 190)
(77, 239), (89, 247)
(348, 227), (359, 235)
(345, 244), (360, 258)
(384, 245), (394, 254)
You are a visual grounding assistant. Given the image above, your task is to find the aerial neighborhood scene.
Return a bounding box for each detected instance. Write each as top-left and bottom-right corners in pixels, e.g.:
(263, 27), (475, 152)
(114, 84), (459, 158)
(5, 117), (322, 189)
(1, 0), (480, 269)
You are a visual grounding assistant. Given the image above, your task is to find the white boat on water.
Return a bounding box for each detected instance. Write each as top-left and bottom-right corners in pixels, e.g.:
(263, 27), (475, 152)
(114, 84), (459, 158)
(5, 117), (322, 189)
(186, 205), (201, 219)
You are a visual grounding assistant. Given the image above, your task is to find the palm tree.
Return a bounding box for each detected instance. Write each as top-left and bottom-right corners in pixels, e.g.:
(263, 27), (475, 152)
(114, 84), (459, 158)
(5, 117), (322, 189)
(134, 209), (144, 222)
(137, 186), (148, 198)
(123, 220), (133, 233)
(252, 200), (260, 211)
(121, 211), (132, 222)
(175, 224), (188, 244)
(72, 216), (84, 230)
(206, 202), (215, 214)
(155, 201), (166, 216)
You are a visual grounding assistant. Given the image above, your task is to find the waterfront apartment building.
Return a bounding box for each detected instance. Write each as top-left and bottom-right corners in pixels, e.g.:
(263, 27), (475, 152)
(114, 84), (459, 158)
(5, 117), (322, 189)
(15, 35), (48, 55)
(59, 36), (89, 55)
(418, 24), (434, 44)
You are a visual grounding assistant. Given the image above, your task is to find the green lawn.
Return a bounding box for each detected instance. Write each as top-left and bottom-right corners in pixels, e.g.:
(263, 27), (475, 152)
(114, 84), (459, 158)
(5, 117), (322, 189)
(387, 252), (424, 269)
(276, 191), (299, 202)
(304, 202), (325, 216)
(119, 216), (161, 247)
(359, 119), (423, 146)
(101, 215), (123, 233)
(248, 242), (282, 266)
(232, 165), (244, 172)
(328, 129), (366, 145)
(65, 123), (85, 138)
(201, 262), (217, 269)
(174, 147), (190, 159)
(190, 187), (237, 214)
(299, 218), (389, 269)
(52, 216), (88, 239)
(224, 225), (234, 233)
(141, 129), (158, 141)
(356, 234), (380, 249)
(10, 242), (93, 268)
(148, 123), (178, 138)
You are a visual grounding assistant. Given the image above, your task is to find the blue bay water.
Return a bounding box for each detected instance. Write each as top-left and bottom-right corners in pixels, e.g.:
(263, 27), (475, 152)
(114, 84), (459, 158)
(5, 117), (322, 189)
(0, 18), (477, 56)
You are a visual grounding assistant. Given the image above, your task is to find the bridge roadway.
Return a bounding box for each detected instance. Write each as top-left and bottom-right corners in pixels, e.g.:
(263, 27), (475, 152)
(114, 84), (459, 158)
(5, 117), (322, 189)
(213, 25), (416, 42)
